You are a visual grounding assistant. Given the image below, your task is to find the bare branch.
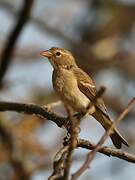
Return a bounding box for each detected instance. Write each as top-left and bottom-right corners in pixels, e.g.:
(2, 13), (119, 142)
(0, 97), (134, 180)
(62, 87), (106, 179)
(63, 107), (80, 180)
(48, 146), (68, 180)
(0, 101), (67, 127)
(0, 87), (106, 180)
(72, 97), (135, 180)
(78, 139), (135, 163)
(0, 0), (34, 85)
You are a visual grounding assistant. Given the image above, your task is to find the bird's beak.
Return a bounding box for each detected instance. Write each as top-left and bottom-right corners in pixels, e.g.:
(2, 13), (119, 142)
(40, 50), (52, 58)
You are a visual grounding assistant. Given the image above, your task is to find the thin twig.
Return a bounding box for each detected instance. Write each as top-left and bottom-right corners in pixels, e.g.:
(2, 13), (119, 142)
(0, 0), (34, 85)
(72, 97), (135, 180)
(63, 107), (80, 180)
(78, 139), (135, 163)
(0, 87), (106, 180)
(62, 87), (106, 180)
(48, 146), (69, 180)
(0, 98), (134, 180)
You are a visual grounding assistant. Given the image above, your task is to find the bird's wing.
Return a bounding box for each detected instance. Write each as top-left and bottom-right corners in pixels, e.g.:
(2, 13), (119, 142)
(72, 67), (129, 148)
(72, 67), (107, 115)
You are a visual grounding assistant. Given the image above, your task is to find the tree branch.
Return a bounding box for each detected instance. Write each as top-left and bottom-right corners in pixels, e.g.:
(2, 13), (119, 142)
(78, 139), (135, 163)
(0, 98), (134, 180)
(63, 107), (80, 180)
(72, 97), (135, 180)
(62, 87), (106, 180)
(0, 0), (34, 85)
(48, 146), (68, 180)
(0, 101), (67, 127)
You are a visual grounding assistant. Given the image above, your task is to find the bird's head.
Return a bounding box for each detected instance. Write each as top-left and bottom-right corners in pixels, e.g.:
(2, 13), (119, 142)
(40, 47), (77, 69)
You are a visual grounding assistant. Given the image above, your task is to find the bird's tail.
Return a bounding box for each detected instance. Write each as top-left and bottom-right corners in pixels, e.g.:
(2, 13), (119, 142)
(92, 108), (129, 149)
(110, 129), (129, 149)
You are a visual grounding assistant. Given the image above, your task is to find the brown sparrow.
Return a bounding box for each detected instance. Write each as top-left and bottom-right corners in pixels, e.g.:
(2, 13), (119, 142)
(40, 47), (129, 149)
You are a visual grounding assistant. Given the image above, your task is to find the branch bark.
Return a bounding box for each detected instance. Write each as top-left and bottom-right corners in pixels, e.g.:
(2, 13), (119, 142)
(48, 146), (68, 180)
(62, 87), (106, 180)
(63, 107), (80, 180)
(0, 0), (34, 85)
(72, 97), (135, 180)
(78, 139), (135, 163)
(0, 101), (67, 127)
(0, 98), (134, 180)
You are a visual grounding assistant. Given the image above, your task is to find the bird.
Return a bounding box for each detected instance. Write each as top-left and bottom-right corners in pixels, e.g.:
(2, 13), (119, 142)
(40, 47), (129, 149)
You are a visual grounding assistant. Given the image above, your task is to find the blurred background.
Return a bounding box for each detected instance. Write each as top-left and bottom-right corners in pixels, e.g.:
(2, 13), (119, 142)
(0, 0), (135, 179)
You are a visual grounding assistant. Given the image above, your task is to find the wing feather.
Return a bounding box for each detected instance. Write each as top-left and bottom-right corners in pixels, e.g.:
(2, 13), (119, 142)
(72, 67), (107, 115)
(71, 67), (129, 148)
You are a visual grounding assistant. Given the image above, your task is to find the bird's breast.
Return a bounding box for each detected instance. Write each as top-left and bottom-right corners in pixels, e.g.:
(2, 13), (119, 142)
(52, 68), (90, 112)
(52, 69), (65, 93)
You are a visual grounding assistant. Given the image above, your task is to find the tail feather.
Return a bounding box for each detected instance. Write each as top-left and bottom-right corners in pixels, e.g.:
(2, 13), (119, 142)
(92, 108), (129, 149)
(110, 129), (129, 149)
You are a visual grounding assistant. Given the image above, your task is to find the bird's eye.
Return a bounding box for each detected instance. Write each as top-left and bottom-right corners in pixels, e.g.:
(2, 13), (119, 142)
(56, 51), (61, 57)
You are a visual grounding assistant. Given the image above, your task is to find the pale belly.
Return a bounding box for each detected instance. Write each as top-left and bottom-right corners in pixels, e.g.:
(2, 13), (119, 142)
(53, 69), (90, 112)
